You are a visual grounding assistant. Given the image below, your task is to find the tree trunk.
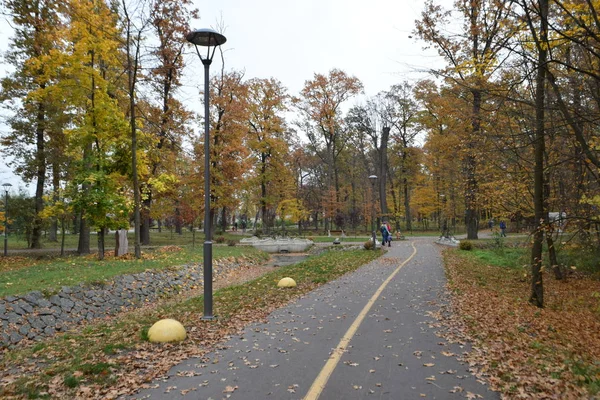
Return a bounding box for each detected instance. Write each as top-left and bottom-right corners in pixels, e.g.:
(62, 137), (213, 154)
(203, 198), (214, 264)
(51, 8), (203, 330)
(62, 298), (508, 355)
(31, 101), (46, 249)
(529, 0), (549, 308)
(60, 217), (65, 257)
(97, 228), (105, 260)
(544, 158), (562, 280)
(546, 234), (562, 280)
(379, 127), (390, 216)
(221, 207), (227, 233)
(175, 206), (182, 235)
(77, 213), (90, 254)
(141, 196), (151, 245)
(403, 177), (411, 231)
(465, 88), (480, 240)
(49, 162), (60, 242)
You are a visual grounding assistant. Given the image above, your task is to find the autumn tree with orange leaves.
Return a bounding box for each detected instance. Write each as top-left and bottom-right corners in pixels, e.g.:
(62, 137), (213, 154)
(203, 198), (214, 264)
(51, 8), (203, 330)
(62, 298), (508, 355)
(416, 0), (517, 240)
(294, 69), (363, 232)
(245, 77), (294, 233)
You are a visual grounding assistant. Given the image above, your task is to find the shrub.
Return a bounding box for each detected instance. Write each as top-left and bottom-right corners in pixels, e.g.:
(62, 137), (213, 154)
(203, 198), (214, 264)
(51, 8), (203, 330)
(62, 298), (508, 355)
(459, 240), (473, 251)
(363, 240), (375, 250)
(215, 236), (226, 244)
(227, 239), (237, 247)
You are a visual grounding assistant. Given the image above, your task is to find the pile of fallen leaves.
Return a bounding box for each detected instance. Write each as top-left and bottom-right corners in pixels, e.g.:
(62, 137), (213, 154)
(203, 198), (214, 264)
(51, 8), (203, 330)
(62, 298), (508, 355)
(439, 250), (600, 399)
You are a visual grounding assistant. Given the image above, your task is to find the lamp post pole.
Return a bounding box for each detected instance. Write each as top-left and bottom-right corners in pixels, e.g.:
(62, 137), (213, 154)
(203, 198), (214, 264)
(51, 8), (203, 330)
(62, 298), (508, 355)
(369, 175), (377, 249)
(186, 28), (227, 320)
(3, 183), (12, 257)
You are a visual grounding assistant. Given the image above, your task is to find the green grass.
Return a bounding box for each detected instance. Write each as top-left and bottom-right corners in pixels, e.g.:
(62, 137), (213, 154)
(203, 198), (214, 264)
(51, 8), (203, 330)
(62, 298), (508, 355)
(465, 238), (600, 275)
(6, 231), (248, 251)
(0, 246), (269, 297)
(465, 247), (529, 270)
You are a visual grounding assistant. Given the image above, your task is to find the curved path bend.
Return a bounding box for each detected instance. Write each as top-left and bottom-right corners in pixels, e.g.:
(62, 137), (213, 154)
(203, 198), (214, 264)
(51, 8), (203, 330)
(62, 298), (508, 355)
(127, 239), (498, 400)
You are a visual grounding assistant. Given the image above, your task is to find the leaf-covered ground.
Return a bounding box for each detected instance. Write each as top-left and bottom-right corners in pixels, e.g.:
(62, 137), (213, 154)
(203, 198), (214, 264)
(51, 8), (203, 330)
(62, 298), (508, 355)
(438, 249), (600, 399)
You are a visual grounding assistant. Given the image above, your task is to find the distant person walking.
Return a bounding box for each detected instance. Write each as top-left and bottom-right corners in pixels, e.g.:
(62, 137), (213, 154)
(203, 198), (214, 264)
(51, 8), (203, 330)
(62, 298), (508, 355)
(380, 222), (391, 247)
(499, 221), (507, 237)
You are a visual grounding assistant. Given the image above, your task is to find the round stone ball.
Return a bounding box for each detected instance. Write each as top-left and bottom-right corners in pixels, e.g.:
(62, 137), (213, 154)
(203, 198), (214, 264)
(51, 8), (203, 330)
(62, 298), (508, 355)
(148, 319), (187, 343)
(277, 277), (297, 288)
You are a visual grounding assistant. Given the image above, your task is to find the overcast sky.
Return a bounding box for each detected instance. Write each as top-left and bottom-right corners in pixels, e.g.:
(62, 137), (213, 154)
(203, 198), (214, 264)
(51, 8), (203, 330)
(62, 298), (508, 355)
(1, 0), (453, 194)
(187, 0), (448, 96)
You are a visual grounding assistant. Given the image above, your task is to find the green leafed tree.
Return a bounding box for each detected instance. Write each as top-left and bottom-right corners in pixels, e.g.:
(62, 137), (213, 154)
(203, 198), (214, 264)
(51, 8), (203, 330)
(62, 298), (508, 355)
(58, 0), (131, 258)
(0, 0), (64, 248)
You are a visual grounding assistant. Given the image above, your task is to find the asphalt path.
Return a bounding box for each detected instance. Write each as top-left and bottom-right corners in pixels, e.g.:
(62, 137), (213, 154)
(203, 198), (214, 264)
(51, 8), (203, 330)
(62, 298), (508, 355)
(126, 239), (499, 400)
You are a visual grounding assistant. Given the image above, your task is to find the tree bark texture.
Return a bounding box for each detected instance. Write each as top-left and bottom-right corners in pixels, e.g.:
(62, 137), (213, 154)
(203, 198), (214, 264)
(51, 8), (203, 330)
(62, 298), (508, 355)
(31, 101), (46, 249)
(530, 0), (549, 307)
(465, 89), (481, 240)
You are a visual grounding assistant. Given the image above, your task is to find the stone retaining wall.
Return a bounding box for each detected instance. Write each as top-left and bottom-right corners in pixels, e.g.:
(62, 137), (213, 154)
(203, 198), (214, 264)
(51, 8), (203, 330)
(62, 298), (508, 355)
(0, 257), (249, 348)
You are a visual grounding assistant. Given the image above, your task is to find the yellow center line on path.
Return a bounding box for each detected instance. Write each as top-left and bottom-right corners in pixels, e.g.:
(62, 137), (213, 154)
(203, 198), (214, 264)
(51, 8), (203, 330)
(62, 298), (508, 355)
(303, 242), (418, 400)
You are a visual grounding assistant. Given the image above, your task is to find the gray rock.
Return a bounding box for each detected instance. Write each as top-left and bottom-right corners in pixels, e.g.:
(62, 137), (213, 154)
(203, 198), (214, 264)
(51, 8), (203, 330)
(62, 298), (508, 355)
(19, 324), (30, 336)
(34, 298), (52, 308)
(60, 298), (74, 311)
(16, 300), (33, 314)
(9, 332), (23, 344)
(43, 326), (55, 336)
(11, 304), (26, 316)
(28, 317), (46, 330)
(7, 312), (21, 324)
(40, 315), (56, 327)
(49, 295), (62, 306)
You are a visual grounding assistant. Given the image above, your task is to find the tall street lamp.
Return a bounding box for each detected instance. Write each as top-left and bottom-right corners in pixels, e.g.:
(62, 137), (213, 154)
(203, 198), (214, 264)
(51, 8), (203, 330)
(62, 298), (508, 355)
(186, 28), (227, 320)
(3, 183), (12, 257)
(369, 175), (377, 249)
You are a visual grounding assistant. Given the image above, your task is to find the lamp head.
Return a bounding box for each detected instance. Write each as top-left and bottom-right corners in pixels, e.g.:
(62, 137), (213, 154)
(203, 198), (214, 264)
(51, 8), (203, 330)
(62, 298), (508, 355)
(186, 28), (227, 64)
(368, 175), (377, 182)
(186, 28), (227, 47)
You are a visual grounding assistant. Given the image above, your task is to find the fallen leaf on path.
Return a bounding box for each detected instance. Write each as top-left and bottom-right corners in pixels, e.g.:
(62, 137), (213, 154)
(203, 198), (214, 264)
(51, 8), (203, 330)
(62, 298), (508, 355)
(223, 385), (238, 393)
